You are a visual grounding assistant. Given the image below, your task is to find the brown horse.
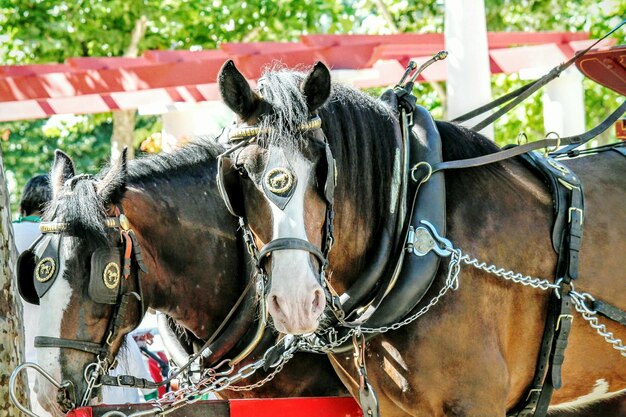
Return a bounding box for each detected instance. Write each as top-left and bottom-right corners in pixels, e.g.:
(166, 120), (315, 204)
(17, 145), (347, 416)
(217, 61), (626, 416)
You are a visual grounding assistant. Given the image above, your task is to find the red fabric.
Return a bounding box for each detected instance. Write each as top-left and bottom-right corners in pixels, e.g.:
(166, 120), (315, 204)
(147, 355), (166, 398)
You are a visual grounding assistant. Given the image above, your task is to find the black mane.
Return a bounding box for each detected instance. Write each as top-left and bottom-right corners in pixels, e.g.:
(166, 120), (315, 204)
(436, 121), (501, 161)
(256, 68), (501, 234)
(46, 138), (225, 245)
(126, 137), (225, 184)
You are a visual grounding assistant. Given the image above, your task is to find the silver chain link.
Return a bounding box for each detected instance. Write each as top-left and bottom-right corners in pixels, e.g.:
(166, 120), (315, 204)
(458, 251), (560, 291)
(101, 342), (300, 417)
(303, 239), (624, 360)
(300, 249), (465, 352)
(569, 290), (626, 357)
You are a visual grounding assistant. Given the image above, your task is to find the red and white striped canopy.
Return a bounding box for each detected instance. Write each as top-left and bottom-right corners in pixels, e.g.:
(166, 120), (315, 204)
(0, 32), (613, 122)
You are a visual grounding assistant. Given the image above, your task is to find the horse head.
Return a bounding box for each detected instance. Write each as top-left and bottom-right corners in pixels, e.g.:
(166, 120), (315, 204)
(217, 61), (336, 335)
(17, 149), (144, 413)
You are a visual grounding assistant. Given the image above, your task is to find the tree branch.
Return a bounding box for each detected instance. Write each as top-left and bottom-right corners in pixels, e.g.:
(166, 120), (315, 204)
(373, 0), (399, 33)
(124, 15), (148, 58)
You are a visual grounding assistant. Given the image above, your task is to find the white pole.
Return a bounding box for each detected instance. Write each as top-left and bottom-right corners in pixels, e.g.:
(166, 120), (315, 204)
(445, 0), (494, 139)
(542, 68), (585, 138)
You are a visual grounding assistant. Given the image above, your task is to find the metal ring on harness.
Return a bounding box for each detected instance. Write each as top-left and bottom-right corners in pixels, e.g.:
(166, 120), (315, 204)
(544, 131), (561, 156)
(410, 161), (432, 185)
(554, 277), (576, 299)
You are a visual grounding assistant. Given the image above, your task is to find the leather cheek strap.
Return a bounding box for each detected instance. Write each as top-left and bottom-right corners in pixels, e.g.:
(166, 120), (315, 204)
(34, 336), (108, 356)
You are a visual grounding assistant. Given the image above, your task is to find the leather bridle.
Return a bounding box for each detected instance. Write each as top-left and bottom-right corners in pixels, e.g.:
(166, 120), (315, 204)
(217, 115), (341, 317)
(27, 206), (149, 408)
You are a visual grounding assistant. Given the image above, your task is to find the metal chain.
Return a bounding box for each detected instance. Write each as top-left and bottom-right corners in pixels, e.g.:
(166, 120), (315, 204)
(82, 356), (110, 407)
(458, 251), (560, 291)
(303, 237), (624, 359)
(239, 217), (265, 277)
(101, 342), (299, 417)
(569, 290), (626, 357)
(300, 249), (464, 352)
(227, 342), (298, 391)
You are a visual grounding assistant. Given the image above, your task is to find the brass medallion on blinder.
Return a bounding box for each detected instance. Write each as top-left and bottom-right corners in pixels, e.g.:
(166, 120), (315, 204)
(103, 262), (121, 290)
(35, 257), (56, 282)
(264, 167), (295, 196)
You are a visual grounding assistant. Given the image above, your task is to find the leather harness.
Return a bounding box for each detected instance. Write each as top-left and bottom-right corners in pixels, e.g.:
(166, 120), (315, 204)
(214, 53), (625, 416)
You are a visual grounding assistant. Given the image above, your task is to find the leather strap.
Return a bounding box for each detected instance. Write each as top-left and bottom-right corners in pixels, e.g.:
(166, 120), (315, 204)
(433, 100), (626, 173)
(129, 230), (149, 273)
(99, 374), (160, 389)
(452, 18), (625, 131)
(612, 145), (626, 159)
(592, 300), (626, 325)
(258, 237), (326, 266)
(34, 336), (108, 356)
(510, 294), (558, 417)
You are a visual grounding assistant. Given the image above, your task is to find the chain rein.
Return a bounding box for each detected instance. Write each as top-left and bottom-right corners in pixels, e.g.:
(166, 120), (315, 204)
(302, 237), (625, 356)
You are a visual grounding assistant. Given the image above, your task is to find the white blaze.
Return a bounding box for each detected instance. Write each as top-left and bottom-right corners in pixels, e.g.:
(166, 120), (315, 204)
(268, 156), (316, 278)
(35, 241), (73, 399)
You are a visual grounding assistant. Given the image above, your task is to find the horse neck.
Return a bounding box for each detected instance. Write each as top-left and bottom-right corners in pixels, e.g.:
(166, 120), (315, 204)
(122, 175), (244, 340)
(440, 125), (555, 277)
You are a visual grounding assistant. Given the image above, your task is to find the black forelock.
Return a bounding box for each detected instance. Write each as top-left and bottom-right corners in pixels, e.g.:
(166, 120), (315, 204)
(45, 178), (109, 246)
(256, 69), (310, 150)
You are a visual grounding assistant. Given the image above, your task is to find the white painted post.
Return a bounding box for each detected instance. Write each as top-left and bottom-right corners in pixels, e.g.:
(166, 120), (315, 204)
(542, 68), (585, 138)
(156, 103), (233, 152)
(444, 0), (494, 139)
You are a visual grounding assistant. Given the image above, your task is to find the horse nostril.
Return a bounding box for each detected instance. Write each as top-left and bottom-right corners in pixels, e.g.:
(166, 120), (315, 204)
(312, 289), (324, 313)
(271, 295), (282, 314)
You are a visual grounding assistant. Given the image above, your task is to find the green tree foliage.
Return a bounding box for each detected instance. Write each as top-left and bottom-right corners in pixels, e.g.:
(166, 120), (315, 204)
(0, 0), (354, 212)
(0, 0), (624, 210)
(369, 0), (625, 145)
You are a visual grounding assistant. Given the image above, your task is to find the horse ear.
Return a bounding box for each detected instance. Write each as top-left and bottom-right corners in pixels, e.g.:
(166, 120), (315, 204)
(218, 60), (261, 120)
(97, 148), (127, 203)
(301, 61), (331, 113)
(51, 150), (75, 199)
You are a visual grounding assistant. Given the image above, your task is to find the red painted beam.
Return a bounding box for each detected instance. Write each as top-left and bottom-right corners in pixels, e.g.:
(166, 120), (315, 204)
(66, 397), (362, 417)
(229, 397), (363, 417)
(0, 59), (225, 102)
(0, 63), (74, 76)
(221, 42), (324, 79)
(143, 49), (229, 63)
(67, 57), (152, 70)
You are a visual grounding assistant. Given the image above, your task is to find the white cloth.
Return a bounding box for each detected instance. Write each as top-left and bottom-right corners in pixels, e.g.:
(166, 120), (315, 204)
(13, 221), (51, 416)
(102, 334), (155, 404)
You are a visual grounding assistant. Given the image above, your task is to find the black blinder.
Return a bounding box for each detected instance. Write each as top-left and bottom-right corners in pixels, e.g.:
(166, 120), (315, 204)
(17, 249), (39, 305)
(17, 234), (62, 305)
(217, 156), (246, 217)
(89, 247), (122, 305)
